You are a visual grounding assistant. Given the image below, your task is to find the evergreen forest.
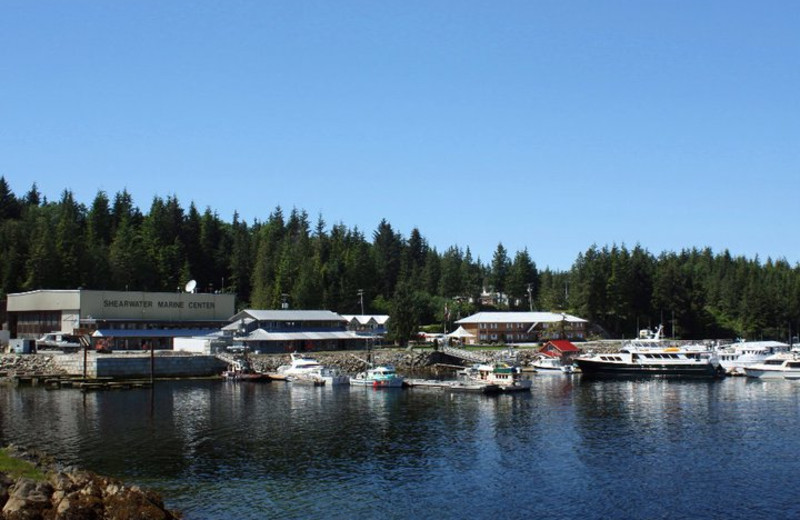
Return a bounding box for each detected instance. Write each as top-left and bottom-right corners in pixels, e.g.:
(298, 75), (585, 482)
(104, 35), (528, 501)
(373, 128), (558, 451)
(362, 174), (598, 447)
(1, 177), (799, 343)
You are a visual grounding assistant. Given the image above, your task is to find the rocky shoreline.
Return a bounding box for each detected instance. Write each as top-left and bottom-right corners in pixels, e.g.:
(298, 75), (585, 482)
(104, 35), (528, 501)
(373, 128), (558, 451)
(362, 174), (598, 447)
(1, 343), (621, 382)
(242, 342), (617, 375)
(0, 445), (180, 520)
(0, 354), (65, 378)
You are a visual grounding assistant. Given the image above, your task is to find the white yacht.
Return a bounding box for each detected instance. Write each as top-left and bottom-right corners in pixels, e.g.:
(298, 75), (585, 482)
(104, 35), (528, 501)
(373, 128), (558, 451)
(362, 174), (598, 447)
(743, 352), (800, 379)
(277, 353), (350, 385)
(715, 341), (790, 375)
(574, 326), (723, 378)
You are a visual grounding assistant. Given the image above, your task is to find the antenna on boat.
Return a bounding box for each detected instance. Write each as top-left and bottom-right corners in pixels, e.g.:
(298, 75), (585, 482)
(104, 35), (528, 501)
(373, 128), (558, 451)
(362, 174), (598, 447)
(185, 279), (197, 293)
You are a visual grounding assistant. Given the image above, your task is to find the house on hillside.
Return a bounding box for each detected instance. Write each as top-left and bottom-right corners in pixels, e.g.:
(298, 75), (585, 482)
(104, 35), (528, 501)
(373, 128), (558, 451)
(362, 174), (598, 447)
(454, 311), (588, 345)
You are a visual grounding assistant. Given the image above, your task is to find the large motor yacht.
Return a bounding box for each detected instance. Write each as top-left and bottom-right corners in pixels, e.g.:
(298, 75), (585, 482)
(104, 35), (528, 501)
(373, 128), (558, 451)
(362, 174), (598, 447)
(574, 326), (723, 378)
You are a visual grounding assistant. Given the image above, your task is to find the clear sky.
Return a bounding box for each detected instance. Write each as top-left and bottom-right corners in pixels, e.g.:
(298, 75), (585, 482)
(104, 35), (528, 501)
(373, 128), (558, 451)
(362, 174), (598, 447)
(2, 1), (798, 271)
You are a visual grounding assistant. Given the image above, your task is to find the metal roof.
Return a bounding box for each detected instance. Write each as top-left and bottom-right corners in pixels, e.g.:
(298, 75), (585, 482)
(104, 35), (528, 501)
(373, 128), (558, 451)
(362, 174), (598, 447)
(221, 318), (254, 331)
(230, 309), (347, 323)
(341, 314), (390, 325)
(238, 329), (363, 342)
(92, 329), (218, 338)
(455, 312), (587, 324)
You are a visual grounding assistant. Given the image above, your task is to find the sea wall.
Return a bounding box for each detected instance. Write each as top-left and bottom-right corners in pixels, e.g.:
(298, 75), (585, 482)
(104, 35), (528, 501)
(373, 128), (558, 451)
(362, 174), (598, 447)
(49, 353), (227, 378)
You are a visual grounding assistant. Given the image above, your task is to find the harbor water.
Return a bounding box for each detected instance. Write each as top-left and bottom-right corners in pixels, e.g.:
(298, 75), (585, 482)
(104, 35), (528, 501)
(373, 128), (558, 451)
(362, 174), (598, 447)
(2, 375), (800, 519)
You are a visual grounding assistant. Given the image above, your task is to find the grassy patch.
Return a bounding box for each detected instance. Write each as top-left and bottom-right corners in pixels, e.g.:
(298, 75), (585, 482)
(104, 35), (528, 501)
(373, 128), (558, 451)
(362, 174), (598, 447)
(0, 448), (46, 481)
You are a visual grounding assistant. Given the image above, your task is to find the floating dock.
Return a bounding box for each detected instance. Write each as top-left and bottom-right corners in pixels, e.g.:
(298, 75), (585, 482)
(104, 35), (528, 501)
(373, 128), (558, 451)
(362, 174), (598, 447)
(405, 379), (501, 394)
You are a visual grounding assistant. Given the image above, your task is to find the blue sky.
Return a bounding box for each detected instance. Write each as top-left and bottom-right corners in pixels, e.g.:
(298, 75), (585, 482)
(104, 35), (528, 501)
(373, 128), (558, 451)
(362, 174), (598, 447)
(2, 1), (798, 270)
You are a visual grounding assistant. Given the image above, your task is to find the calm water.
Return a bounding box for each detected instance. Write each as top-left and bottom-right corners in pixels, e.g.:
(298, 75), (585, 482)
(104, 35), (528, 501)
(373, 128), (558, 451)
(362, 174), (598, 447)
(2, 376), (800, 519)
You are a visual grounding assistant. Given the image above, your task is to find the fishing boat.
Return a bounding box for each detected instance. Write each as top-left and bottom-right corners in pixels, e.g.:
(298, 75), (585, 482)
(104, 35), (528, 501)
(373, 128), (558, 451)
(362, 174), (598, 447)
(222, 357), (270, 382)
(459, 363), (532, 392)
(574, 326), (723, 378)
(350, 365), (405, 388)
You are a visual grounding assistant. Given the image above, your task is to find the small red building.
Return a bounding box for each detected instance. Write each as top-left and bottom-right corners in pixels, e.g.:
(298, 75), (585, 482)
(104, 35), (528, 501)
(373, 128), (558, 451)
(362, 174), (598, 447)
(540, 340), (581, 362)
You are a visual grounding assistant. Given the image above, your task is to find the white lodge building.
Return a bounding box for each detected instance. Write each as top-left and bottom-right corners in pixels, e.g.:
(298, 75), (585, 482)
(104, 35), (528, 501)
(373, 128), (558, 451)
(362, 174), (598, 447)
(455, 311), (588, 345)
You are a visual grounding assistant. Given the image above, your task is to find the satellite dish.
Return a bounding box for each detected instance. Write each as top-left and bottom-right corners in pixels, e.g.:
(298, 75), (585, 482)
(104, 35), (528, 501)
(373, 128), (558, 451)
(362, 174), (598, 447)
(185, 280), (197, 293)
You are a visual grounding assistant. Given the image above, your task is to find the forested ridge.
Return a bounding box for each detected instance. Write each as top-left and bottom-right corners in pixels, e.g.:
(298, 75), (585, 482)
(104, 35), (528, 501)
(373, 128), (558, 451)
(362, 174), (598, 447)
(1, 177), (799, 342)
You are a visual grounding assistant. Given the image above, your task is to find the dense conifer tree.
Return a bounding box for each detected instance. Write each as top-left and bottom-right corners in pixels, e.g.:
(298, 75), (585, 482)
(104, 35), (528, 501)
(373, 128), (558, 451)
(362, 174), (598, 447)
(1, 181), (799, 341)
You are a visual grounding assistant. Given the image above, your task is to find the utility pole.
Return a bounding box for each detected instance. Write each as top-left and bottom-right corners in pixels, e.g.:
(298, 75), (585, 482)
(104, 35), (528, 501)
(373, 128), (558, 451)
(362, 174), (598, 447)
(358, 289), (364, 315)
(527, 283), (534, 312)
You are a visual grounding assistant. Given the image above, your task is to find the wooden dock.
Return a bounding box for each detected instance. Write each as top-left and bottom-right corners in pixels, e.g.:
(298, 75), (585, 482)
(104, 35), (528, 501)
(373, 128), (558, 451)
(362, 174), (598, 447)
(2, 372), (154, 391)
(76, 380), (153, 391)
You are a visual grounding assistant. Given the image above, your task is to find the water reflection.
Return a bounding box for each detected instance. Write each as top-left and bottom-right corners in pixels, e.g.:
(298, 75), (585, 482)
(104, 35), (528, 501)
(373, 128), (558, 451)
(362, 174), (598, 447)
(4, 378), (800, 519)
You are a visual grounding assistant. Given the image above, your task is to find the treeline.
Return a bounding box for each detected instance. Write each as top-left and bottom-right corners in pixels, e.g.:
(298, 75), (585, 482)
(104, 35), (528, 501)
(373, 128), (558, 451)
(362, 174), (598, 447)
(1, 177), (799, 342)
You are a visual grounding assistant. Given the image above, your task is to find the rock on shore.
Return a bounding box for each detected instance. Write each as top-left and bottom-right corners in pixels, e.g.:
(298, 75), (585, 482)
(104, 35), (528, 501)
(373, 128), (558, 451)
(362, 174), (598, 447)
(0, 445), (180, 520)
(0, 354), (65, 378)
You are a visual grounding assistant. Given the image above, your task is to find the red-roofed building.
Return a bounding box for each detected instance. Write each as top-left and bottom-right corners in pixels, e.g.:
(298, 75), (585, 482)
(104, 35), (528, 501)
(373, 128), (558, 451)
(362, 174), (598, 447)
(540, 340), (581, 362)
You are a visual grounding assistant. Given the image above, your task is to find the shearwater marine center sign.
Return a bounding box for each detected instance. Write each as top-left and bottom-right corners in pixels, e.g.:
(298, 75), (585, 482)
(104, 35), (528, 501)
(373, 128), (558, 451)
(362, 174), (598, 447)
(101, 298), (217, 310)
(83, 290), (234, 320)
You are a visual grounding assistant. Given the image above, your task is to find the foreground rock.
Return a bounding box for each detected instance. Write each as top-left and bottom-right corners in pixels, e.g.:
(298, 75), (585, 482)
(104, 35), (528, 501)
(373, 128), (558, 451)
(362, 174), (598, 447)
(0, 445), (180, 520)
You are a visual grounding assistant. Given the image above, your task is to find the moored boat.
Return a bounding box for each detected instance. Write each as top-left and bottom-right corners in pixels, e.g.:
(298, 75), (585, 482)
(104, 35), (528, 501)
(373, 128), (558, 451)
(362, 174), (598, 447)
(743, 353), (800, 379)
(530, 356), (579, 374)
(715, 341), (790, 375)
(350, 365), (405, 388)
(277, 353), (350, 385)
(459, 363), (532, 392)
(222, 358), (270, 382)
(574, 327), (723, 378)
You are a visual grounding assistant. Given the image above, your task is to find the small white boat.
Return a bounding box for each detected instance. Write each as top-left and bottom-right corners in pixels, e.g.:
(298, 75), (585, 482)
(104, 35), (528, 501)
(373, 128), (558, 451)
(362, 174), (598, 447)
(744, 353), (800, 379)
(530, 356), (578, 374)
(350, 365), (405, 388)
